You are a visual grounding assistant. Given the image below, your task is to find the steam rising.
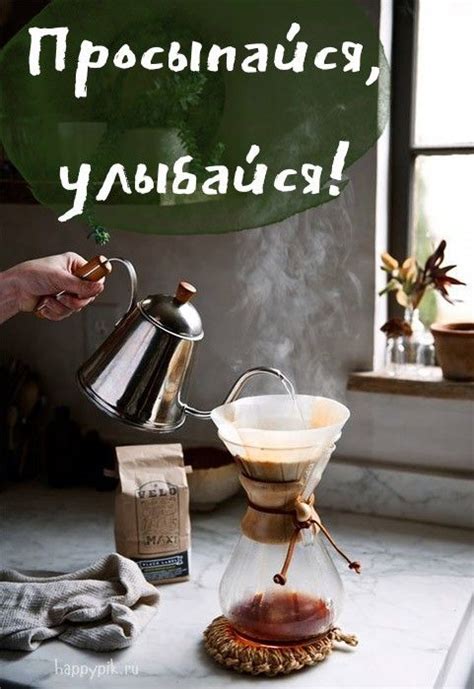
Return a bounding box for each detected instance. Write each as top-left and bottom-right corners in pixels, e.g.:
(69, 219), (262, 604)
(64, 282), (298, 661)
(231, 185), (365, 400)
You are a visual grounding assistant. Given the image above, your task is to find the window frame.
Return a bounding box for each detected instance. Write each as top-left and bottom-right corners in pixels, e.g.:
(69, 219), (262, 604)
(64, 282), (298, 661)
(388, 0), (474, 319)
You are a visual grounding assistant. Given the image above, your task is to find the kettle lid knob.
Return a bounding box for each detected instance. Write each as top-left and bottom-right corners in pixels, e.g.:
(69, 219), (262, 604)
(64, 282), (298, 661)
(137, 281), (203, 339)
(175, 281), (197, 304)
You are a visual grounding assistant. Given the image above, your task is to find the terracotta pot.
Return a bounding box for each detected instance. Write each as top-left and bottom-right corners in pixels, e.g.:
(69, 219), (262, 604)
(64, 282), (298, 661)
(431, 322), (474, 381)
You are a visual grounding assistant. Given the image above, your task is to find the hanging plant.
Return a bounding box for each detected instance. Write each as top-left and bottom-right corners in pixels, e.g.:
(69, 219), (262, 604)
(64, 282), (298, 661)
(83, 19), (226, 244)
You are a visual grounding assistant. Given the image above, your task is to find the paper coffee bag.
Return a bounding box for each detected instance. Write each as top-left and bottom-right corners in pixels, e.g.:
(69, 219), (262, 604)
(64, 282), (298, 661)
(115, 444), (191, 584)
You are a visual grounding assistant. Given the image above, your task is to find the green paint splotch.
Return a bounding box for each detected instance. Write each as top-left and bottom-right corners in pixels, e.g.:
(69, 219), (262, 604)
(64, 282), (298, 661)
(0, 0), (389, 240)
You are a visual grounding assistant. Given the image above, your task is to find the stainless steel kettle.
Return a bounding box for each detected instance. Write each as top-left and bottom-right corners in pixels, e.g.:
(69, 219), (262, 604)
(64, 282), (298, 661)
(77, 256), (286, 432)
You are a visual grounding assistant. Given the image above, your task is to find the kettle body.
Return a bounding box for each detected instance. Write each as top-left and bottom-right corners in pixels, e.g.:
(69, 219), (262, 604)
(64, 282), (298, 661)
(77, 261), (203, 432)
(78, 307), (198, 431)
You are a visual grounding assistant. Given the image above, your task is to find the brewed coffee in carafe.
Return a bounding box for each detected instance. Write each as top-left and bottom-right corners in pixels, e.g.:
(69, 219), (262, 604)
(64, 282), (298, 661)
(211, 394), (358, 645)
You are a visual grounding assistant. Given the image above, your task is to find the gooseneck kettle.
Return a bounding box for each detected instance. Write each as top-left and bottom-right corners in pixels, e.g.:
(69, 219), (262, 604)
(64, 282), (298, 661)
(75, 256), (287, 432)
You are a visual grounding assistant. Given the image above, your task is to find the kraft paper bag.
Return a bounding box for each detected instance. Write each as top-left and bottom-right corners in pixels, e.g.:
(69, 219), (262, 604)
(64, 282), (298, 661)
(115, 444), (191, 584)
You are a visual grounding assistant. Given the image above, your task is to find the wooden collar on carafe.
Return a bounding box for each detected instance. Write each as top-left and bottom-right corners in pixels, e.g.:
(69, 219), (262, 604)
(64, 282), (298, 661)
(248, 493), (361, 586)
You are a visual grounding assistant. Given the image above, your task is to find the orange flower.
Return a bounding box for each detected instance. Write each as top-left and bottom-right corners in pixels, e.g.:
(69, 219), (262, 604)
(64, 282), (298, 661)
(395, 288), (409, 307)
(381, 252), (399, 272)
(399, 257), (418, 282)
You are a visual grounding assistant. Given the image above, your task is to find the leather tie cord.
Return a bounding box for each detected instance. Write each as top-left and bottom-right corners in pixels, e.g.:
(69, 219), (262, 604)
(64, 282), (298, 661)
(247, 495), (361, 586)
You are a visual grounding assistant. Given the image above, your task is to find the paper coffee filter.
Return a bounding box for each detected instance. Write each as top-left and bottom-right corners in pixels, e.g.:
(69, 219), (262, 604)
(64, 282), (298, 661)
(211, 395), (350, 462)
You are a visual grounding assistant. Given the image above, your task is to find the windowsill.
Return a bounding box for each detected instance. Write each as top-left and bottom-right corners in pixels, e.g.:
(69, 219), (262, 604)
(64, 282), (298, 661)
(348, 366), (474, 401)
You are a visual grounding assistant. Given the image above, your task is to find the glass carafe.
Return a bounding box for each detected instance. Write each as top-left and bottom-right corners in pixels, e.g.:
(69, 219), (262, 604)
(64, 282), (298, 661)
(211, 394), (353, 646)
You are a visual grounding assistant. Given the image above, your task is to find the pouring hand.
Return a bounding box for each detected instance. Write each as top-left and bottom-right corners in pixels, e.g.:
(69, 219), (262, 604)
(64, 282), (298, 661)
(0, 252), (104, 323)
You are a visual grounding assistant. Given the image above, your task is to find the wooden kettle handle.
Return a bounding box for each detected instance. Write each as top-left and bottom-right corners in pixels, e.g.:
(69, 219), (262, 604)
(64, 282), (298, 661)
(73, 255), (112, 281)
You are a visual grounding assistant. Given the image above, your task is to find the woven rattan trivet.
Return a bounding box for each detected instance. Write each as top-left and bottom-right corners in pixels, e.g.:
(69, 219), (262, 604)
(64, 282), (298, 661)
(203, 616), (358, 677)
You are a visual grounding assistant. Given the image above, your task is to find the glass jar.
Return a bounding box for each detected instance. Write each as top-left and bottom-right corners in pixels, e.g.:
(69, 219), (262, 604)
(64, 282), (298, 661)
(384, 336), (407, 376)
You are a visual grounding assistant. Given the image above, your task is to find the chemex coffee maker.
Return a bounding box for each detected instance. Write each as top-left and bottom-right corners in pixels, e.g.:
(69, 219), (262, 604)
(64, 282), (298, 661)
(68, 256), (359, 677)
(206, 393), (361, 676)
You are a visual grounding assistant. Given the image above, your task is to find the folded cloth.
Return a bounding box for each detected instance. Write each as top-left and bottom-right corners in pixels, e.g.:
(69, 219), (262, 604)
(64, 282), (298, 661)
(0, 553), (159, 652)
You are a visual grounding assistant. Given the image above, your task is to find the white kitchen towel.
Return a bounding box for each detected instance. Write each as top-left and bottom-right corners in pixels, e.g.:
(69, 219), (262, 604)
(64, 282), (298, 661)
(0, 553), (159, 651)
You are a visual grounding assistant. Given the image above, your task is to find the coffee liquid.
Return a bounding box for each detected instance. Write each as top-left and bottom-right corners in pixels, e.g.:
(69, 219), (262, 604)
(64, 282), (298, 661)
(229, 591), (333, 644)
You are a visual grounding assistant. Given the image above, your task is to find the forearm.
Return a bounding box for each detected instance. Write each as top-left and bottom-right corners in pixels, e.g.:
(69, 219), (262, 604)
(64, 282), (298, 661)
(0, 268), (21, 324)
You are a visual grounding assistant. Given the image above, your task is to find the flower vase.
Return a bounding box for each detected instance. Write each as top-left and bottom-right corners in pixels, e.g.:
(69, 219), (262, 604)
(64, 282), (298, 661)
(404, 307), (435, 370)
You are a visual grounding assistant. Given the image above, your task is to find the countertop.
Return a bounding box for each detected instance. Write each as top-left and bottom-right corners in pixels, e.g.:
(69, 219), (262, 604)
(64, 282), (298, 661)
(0, 484), (472, 689)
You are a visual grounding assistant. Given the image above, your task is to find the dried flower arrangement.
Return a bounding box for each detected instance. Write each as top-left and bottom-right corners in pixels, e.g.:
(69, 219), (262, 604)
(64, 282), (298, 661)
(379, 240), (465, 337)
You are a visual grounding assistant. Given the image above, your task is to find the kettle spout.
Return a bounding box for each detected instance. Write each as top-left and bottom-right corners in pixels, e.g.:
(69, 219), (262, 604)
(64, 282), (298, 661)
(222, 367), (291, 404)
(183, 367), (291, 420)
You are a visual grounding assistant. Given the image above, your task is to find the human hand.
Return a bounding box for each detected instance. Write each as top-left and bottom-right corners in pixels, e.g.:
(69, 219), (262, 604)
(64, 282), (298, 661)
(1, 252), (105, 322)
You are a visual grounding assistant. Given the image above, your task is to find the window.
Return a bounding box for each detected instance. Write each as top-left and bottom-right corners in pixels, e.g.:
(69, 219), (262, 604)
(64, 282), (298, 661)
(389, 0), (474, 325)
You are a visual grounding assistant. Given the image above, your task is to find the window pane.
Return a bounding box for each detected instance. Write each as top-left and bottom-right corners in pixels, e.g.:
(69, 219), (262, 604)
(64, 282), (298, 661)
(414, 0), (474, 147)
(412, 155), (474, 324)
